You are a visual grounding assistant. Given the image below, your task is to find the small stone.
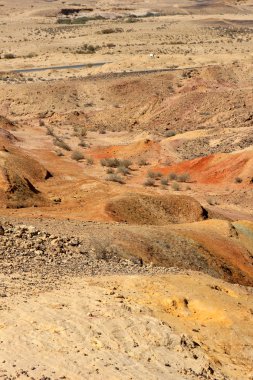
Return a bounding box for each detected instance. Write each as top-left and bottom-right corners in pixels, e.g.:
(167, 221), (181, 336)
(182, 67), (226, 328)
(35, 250), (44, 255)
(69, 239), (79, 246)
(53, 197), (62, 203)
(27, 226), (37, 234)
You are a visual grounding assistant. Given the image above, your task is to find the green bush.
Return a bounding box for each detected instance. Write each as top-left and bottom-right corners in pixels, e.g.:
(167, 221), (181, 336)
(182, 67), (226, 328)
(117, 166), (130, 176)
(144, 178), (155, 187)
(161, 178), (168, 186)
(4, 53), (15, 59)
(100, 158), (132, 168)
(46, 127), (55, 136)
(76, 44), (100, 54)
(100, 28), (123, 34)
(120, 159), (132, 168)
(53, 138), (71, 151)
(138, 159), (148, 166)
(168, 172), (178, 180)
(73, 126), (87, 138)
(55, 150), (64, 157)
(172, 182), (180, 191)
(147, 171), (163, 179)
(78, 139), (88, 148)
(164, 130), (176, 138)
(57, 18), (72, 24)
(178, 173), (190, 182)
(106, 174), (125, 184)
(86, 157), (94, 165)
(71, 151), (84, 161)
(57, 15), (105, 25)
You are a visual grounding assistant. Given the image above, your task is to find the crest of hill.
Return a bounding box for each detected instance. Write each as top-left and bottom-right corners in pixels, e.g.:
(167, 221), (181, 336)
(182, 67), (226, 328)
(106, 193), (207, 225)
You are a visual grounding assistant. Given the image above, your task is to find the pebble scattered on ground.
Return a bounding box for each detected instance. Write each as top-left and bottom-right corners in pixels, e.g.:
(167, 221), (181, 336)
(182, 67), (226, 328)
(0, 222), (180, 298)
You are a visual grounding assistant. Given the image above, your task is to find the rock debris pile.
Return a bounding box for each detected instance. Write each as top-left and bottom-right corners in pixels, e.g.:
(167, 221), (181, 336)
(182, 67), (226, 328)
(0, 223), (177, 278)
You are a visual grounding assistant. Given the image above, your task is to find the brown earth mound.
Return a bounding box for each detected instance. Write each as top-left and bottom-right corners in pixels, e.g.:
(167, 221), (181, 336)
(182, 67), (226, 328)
(0, 149), (51, 208)
(105, 193), (207, 225)
(0, 128), (18, 148)
(172, 219), (253, 286)
(0, 116), (18, 150)
(0, 115), (16, 131)
(0, 117), (51, 207)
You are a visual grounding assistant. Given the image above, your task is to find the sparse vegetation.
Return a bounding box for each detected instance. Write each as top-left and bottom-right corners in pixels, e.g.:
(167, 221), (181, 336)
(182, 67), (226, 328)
(73, 126), (87, 138)
(120, 159), (132, 168)
(147, 171), (163, 179)
(144, 178), (155, 187)
(57, 15), (105, 25)
(106, 174), (125, 184)
(100, 28), (123, 34)
(117, 166), (130, 176)
(160, 178), (168, 186)
(100, 158), (132, 169)
(53, 138), (71, 151)
(1, 4), (253, 377)
(169, 173), (178, 180)
(178, 173), (190, 182)
(25, 52), (38, 59)
(78, 139), (89, 148)
(86, 157), (94, 165)
(55, 150), (64, 157)
(4, 53), (16, 59)
(172, 182), (180, 191)
(46, 127), (55, 136)
(76, 44), (100, 54)
(138, 159), (149, 166)
(125, 17), (139, 23)
(71, 151), (84, 161)
(164, 130), (176, 138)
(101, 158), (120, 168)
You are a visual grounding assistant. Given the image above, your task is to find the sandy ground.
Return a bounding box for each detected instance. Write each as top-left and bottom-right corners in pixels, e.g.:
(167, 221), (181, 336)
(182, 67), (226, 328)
(0, 0), (253, 77)
(1, 272), (253, 380)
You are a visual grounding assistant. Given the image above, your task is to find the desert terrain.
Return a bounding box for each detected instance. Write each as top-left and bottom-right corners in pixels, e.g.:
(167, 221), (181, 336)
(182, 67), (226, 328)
(0, 0), (253, 379)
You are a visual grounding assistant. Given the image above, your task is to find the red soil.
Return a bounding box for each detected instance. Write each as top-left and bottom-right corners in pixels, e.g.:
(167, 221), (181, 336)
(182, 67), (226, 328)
(154, 151), (253, 185)
(90, 139), (160, 160)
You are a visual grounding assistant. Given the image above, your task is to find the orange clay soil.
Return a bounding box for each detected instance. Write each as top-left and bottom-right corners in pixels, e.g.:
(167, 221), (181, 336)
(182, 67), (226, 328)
(154, 151), (253, 185)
